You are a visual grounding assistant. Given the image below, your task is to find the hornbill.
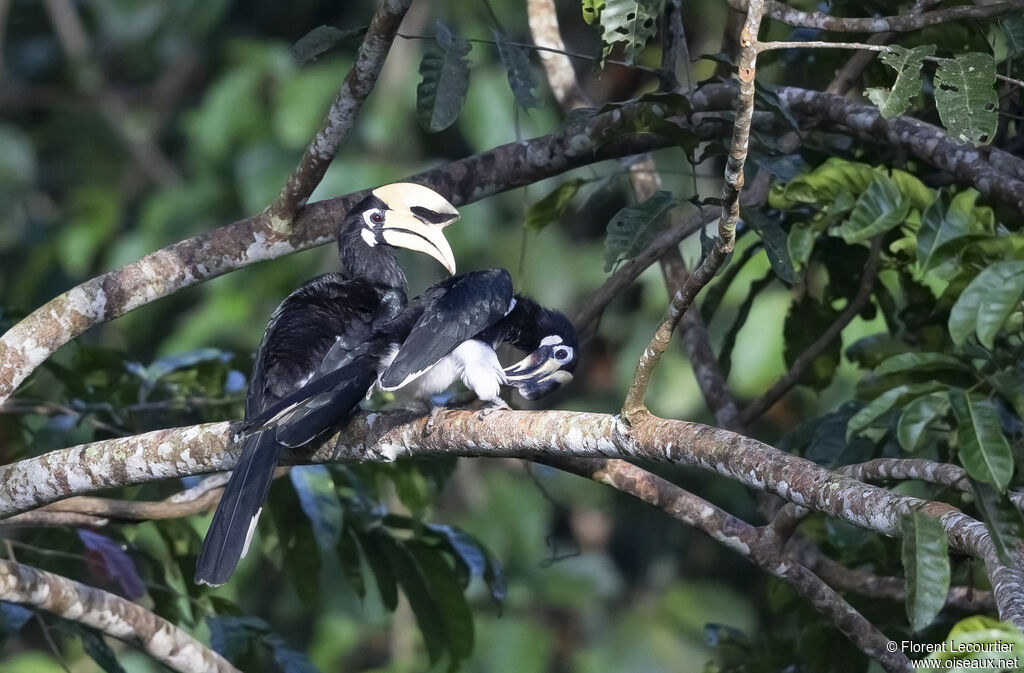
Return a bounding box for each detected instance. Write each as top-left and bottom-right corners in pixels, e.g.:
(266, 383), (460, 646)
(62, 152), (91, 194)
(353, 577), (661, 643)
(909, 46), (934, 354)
(194, 182), (459, 587)
(234, 267), (579, 452)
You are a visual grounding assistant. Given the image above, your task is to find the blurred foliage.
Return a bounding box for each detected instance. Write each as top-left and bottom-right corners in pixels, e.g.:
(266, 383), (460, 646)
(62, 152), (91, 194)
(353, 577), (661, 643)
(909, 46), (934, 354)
(1, 0), (1023, 672)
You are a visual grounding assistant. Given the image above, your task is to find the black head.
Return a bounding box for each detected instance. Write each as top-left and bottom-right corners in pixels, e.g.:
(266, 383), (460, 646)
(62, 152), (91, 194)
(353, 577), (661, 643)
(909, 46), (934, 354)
(339, 183), (459, 278)
(504, 305), (579, 400)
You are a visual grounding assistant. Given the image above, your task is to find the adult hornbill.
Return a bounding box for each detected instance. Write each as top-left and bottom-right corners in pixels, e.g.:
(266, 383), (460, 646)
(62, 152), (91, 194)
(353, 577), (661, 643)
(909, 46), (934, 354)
(195, 182), (459, 587)
(237, 267), (579, 453)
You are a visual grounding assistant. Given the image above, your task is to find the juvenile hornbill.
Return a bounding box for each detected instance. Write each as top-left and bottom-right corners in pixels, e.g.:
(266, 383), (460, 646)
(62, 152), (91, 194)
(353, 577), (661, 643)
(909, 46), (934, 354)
(232, 267), (578, 454)
(195, 182), (458, 587)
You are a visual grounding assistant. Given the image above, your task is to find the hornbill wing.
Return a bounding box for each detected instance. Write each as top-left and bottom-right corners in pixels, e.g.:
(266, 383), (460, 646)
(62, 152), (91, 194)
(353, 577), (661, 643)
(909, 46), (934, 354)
(379, 268), (513, 391)
(247, 273), (394, 416)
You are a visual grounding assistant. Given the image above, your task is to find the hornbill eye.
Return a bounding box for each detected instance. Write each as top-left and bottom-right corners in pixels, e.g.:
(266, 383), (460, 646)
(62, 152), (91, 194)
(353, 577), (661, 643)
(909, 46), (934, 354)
(554, 348), (570, 361)
(369, 210), (384, 225)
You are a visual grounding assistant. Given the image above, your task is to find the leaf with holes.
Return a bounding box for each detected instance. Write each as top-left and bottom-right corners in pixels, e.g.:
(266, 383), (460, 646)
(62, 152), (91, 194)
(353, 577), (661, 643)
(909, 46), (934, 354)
(595, 0), (663, 66)
(934, 53), (998, 146)
(833, 176), (909, 244)
(417, 22), (472, 133)
(948, 261), (1024, 349)
(897, 391), (950, 453)
(865, 45), (934, 119)
(582, 0), (603, 25)
(902, 512), (950, 632)
(951, 390), (1014, 491)
(525, 179), (586, 231)
(493, 30), (540, 110)
(604, 190), (677, 271)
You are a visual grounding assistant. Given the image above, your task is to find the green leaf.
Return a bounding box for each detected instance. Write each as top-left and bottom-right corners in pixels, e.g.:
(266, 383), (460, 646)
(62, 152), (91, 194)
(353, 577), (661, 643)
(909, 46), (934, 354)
(901, 512), (950, 632)
(874, 352), (969, 378)
(362, 531), (398, 611)
(948, 261), (1024, 348)
(933, 53), (998, 146)
(603, 190), (677, 271)
(934, 615), (1024, 666)
(889, 168), (935, 212)
(950, 390), (1014, 491)
(787, 224), (815, 271)
(291, 25), (367, 65)
(865, 45), (934, 119)
(416, 22), (471, 133)
(780, 158), (876, 205)
(1000, 15), (1024, 58)
(784, 296), (843, 391)
(407, 541), (475, 668)
(581, 0), (603, 25)
(847, 383), (945, 440)
(595, 0), (662, 66)
(492, 30), (540, 110)
(743, 209), (797, 283)
(917, 194), (971, 273)
(833, 176), (909, 243)
(970, 478), (1024, 566)
(64, 623), (127, 673)
(525, 179), (586, 231)
(339, 526), (366, 600)
(385, 538), (448, 666)
(897, 391), (951, 453)
(289, 465), (343, 550)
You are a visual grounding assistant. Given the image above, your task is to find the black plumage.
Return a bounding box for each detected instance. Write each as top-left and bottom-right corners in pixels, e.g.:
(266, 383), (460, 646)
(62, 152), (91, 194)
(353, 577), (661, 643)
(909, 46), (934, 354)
(195, 183), (458, 586)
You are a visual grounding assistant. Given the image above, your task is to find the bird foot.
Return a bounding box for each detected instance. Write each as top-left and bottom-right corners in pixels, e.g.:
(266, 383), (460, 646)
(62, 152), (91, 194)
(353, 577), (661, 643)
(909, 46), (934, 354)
(424, 405), (447, 435)
(476, 398), (511, 420)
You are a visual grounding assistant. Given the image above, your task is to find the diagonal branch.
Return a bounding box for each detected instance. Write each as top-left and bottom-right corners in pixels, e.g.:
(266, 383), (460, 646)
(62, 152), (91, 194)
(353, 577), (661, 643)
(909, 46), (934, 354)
(0, 559), (240, 673)
(545, 456), (910, 672)
(620, 1), (765, 422)
(269, 0), (413, 220)
(734, 0), (1024, 33)
(739, 237), (882, 425)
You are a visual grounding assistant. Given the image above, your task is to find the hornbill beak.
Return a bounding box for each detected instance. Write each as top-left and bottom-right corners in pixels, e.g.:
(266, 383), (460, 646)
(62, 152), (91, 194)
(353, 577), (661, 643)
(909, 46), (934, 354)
(372, 183), (459, 275)
(504, 346), (574, 400)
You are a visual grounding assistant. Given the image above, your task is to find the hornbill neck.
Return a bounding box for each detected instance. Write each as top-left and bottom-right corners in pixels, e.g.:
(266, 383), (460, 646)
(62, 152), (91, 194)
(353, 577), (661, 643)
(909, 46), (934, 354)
(500, 296), (546, 350)
(337, 227), (407, 293)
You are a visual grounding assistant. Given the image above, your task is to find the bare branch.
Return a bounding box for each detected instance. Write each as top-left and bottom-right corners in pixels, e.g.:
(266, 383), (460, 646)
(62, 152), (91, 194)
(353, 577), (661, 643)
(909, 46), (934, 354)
(547, 456), (910, 672)
(740, 237), (882, 425)
(734, 0), (1024, 33)
(2, 408), (1021, 625)
(269, 0), (413, 220)
(0, 559), (240, 673)
(526, 0), (591, 110)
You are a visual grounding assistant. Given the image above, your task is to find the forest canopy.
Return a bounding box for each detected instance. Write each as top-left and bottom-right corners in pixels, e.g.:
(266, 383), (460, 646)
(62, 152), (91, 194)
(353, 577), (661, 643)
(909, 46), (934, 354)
(2, 1), (1024, 672)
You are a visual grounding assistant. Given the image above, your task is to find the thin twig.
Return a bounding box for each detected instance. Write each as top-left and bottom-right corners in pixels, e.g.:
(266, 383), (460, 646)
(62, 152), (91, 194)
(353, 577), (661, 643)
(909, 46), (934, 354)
(739, 237), (882, 425)
(270, 0), (414, 220)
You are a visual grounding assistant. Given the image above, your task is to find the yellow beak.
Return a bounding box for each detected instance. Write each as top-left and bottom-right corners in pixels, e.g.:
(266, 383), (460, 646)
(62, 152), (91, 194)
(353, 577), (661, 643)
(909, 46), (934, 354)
(372, 183), (459, 275)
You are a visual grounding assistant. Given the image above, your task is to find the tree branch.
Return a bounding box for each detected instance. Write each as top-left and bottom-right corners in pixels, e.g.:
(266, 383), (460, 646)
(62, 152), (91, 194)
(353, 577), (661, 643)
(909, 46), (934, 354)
(3, 408), (1021, 625)
(5, 82), (1024, 406)
(269, 0), (413, 220)
(734, 0), (1024, 33)
(740, 237), (882, 425)
(546, 456), (910, 671)
(621, 1), (764, 422)
(0, 559), (240, 673)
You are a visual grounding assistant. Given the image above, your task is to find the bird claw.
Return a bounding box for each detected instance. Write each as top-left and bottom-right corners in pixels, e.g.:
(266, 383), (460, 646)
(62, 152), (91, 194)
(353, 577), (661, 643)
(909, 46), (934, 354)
(424, 405), (446, 435)
(476, 399), (510, 420)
